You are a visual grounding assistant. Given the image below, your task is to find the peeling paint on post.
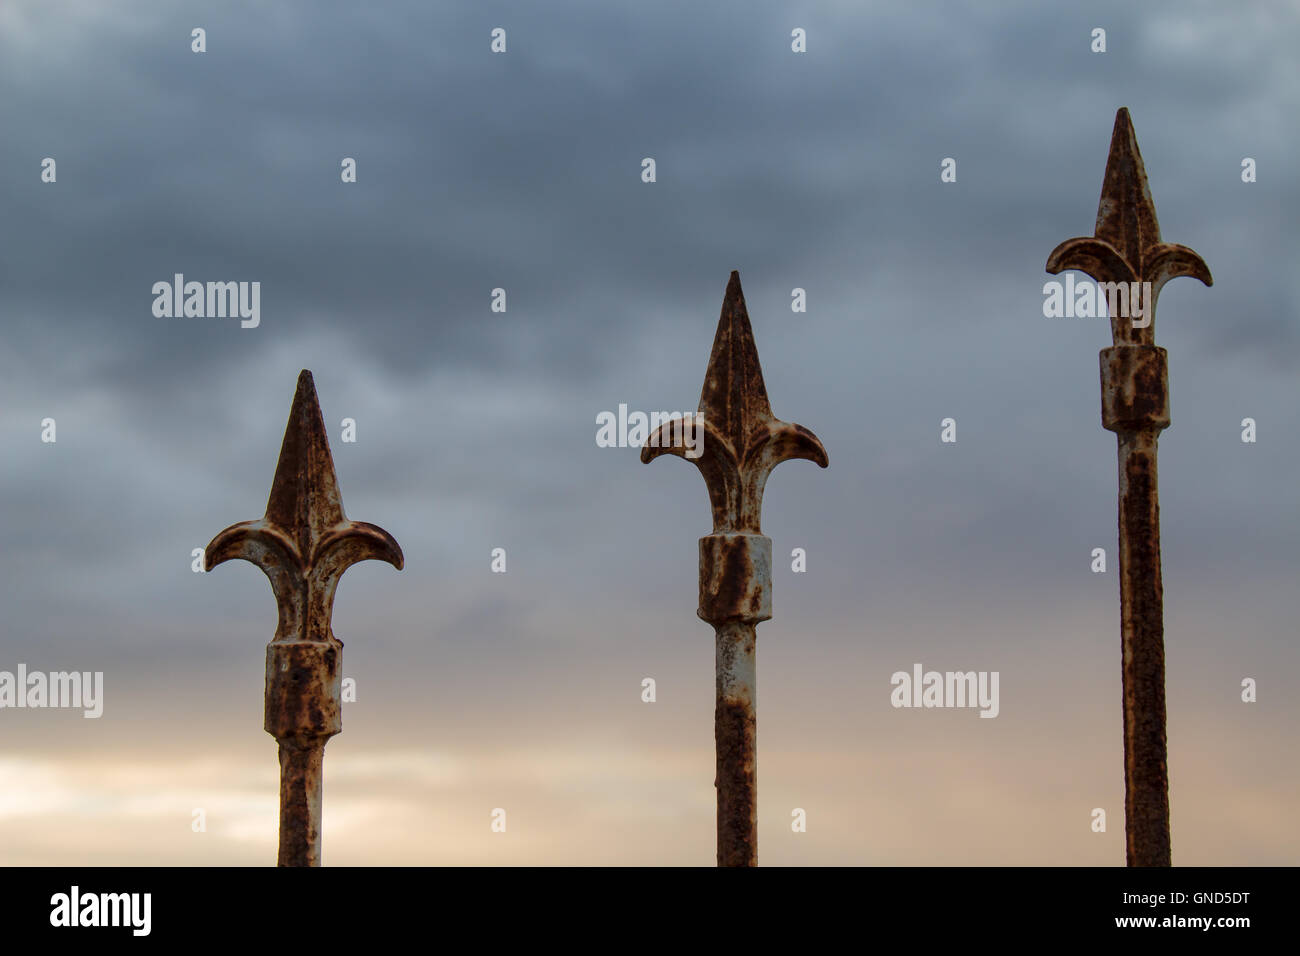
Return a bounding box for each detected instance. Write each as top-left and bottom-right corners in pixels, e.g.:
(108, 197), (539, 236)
(643, 272), (827, 866)
(205, 370), (403, 866)
(1047, 108), (1211, 867)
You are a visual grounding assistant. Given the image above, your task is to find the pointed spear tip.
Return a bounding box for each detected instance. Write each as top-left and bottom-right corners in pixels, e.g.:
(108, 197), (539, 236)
(1105, 106), (1142, 170)
(1107, 108), (1142, 169)
(712, 270), (754, 356)
(1095, 104), (1161, 271)
(288, 369), (321, 424)
(722, 270), (745, 315)
(266, 369), (345, 537)
(285, 369), (329, 458)
(700, 270), (772, 433)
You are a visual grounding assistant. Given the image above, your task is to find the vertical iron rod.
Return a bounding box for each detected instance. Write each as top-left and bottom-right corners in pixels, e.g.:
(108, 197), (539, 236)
(714, 622), (757, 866)
(1114, 428), (1170, 864)
(277, 741), (326, 867)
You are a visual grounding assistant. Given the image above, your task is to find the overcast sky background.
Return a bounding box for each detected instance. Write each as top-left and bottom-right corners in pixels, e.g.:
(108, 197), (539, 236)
(0, 0), (1296, 865)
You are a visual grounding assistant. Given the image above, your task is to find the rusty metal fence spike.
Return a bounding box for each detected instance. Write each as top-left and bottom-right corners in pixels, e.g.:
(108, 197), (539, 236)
(205, 369), (403, 866)
(1046, 108), (1211, 867)
(643, 270), (827, 866)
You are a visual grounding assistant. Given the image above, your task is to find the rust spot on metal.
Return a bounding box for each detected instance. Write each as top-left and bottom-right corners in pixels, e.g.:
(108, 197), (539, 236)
(276, 741), (324, 868)
(714, 698), (757, 867)
(644, 272), (826, 867)
(1101, 346), (1170, 433)
(698, 533), (771, 625)
(1046, 110), (1210, 868)
(205, 369), (403, 866)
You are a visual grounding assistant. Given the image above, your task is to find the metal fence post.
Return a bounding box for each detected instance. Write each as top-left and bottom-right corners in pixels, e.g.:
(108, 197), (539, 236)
(642, 271), (828, 866)
(1047, 108), (1212, 866)
(205, 370), (404, 866)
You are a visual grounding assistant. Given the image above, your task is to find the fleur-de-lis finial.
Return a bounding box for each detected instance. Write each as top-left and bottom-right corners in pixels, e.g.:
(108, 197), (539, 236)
(642, 271), (828, 533)
(1047, 107), (1212, 345)
(205, 370), (403, 644)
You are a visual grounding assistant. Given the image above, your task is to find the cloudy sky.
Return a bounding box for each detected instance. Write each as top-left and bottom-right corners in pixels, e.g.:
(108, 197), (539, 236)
(0, 0), (1296, 865)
